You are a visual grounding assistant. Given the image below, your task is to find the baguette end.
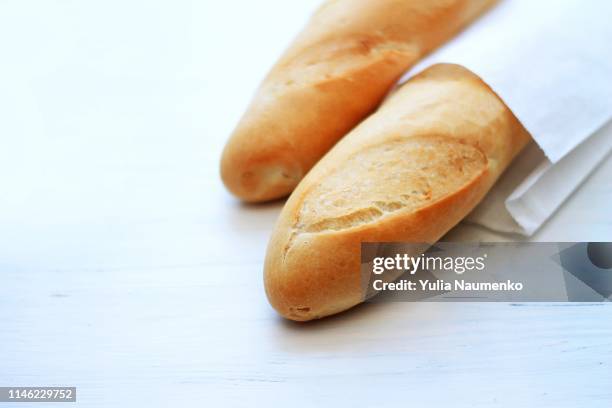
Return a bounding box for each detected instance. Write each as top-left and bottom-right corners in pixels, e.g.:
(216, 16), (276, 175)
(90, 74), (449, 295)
(220, 145), (303, 202)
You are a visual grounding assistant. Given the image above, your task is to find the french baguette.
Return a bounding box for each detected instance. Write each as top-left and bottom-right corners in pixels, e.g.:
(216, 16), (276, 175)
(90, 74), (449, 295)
(221, 0), (497, 202)
(264, 64), (531, 321)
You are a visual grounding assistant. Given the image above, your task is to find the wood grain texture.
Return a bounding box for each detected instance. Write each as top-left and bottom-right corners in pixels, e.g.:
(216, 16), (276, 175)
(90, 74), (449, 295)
(0, 1), (611, 407)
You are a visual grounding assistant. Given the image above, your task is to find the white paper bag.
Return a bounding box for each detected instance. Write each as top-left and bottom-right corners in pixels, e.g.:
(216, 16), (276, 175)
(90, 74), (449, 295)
(401, 0), (612, 235)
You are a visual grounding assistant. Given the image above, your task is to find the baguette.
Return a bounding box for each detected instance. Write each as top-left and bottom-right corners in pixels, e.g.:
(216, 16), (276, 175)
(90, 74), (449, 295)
(221, 0), (497, 202)
(264, 64), (531, 321)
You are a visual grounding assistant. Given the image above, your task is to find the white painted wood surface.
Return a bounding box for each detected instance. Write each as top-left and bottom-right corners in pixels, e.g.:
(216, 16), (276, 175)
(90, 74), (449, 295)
(0, 1), (611, 407)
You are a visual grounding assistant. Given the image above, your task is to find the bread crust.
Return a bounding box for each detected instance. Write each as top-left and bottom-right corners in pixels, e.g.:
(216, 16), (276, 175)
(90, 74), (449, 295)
(264, 64), (531, 321)
(221, 0), (497, 202)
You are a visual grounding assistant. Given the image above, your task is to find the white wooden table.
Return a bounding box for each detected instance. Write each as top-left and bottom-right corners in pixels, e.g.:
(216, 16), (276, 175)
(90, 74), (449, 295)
(1, 1), (611, 407)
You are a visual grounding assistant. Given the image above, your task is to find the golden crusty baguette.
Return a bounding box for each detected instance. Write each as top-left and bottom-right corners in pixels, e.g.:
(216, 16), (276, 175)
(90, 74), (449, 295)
(221, 0), (497, 202)
(264, 64), (531, 321)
